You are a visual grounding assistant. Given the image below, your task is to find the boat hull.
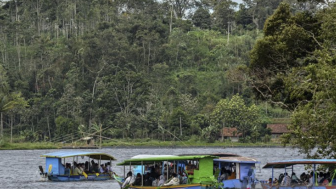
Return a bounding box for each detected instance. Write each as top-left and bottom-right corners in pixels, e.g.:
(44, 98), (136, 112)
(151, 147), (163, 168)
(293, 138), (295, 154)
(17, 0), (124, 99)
(48, 174), (111, 181)
(261, 183), (336, 189)
(127, 184), (216, 189)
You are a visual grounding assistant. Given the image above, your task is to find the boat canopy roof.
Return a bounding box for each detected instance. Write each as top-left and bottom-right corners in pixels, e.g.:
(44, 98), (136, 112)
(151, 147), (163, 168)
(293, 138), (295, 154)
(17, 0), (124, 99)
(41, 151), (116, 160)
(214, 156), (260, 164)
(263, 159), (336, 169)
(117, 155), (218, 166)
(178, 153), (240, 157)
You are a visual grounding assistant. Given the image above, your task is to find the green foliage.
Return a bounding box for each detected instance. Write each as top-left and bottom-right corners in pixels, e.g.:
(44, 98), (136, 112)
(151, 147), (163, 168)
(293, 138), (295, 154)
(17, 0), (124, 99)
(211, 94), (261, 138)
(192, 7), (211, 29)
(250, 2), (336, 158)
(249, 2), (320, 110)
(0, 0), (293, 145)
(201, 125), (218, 143)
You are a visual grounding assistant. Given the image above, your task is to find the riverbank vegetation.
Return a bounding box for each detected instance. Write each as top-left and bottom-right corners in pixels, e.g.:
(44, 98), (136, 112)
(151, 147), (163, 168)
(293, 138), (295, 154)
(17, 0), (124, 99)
(0, 0), (334, 155)
(0, 137), (283, 150)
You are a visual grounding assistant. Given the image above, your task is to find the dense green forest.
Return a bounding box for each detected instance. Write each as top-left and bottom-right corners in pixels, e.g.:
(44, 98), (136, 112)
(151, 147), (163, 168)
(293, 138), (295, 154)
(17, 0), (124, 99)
(0, 0), (333, 154)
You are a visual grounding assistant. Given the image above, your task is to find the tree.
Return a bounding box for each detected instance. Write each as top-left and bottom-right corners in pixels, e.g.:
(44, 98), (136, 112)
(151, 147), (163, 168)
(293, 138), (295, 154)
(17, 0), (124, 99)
(169, 107), (190, 137)
(211, 0), (237, 32)
(192, 7), (211, 29)
(250, 2), (336, 158)
(249, 3), (320, 110)
(211, 94), (260, 141)
(0, 65), (27, 139)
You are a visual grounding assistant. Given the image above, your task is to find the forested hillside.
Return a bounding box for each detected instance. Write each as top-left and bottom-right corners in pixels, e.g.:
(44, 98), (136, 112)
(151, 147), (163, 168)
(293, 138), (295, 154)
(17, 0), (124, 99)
(0, 0), (323, 145)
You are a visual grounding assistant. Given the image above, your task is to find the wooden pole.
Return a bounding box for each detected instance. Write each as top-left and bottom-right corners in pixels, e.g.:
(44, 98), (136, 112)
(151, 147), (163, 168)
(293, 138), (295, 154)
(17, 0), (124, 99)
(100, 124), (102, 149)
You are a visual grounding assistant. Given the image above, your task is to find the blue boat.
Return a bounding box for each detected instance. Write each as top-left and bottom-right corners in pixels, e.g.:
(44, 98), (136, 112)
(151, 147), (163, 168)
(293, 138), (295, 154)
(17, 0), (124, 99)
(40, 151), (116, 181)
(213, 154), (260, 189)
(262, 159), (336, 189)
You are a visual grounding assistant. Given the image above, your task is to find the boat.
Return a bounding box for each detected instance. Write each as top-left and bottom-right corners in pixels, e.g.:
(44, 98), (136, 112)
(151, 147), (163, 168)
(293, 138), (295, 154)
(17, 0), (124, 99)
(180, 153), (260, 189)
(213, 154), (260, 189)
(116, 154), (221, 189)
(40, 151), (116, 181)
(262, 159), (336, 189)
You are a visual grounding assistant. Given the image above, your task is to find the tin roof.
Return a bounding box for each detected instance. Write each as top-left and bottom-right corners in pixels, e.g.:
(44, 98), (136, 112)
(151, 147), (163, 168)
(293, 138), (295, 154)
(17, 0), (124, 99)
(220, 127), (242, 137)
(214, 156), (260, 164)
(266, 124), (290, 134)
(41, 151), (116, 160)
(263, 159), (336, 168)
(117, 155), (218, 166)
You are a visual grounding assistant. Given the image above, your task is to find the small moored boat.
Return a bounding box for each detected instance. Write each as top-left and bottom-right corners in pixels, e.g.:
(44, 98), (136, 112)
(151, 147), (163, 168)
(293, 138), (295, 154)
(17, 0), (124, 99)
(40, 151), (116, 181)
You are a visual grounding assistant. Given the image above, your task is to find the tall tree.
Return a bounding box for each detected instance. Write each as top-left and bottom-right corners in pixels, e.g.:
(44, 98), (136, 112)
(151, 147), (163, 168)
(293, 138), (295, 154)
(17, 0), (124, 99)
(211, 0), (237, 32)
(211, 94), (260, 140)
(249, 3), (320, 110)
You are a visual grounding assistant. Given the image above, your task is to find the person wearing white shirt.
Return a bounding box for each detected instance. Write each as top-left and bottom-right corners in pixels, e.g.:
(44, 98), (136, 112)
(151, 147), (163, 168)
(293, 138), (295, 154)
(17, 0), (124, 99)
(164, 173), (180, 186)
(122, 172), (134, 189)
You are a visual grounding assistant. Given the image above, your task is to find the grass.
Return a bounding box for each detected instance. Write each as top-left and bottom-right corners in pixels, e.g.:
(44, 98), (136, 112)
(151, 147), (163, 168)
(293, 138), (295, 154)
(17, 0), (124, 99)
(0, 138), (284, 150)
(0, 141), (61, 150)
(101, 139), (283, 148)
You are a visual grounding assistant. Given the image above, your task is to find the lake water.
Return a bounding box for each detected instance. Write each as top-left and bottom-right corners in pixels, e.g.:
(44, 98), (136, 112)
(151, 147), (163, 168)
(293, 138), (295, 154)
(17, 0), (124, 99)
(0, 147), (306, 189)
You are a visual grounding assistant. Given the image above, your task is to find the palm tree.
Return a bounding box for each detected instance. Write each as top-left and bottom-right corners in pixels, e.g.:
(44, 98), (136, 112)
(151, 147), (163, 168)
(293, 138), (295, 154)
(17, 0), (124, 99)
(0, 92), (26, 139)
(0, 93), (16, 138)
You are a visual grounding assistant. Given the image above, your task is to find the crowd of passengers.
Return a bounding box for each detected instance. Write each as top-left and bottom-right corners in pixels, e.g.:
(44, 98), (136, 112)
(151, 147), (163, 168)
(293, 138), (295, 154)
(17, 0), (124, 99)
(63, 160), (114, 175)
(216, 164), (238, 182)
(122, 162), (193, 188)
(268, 171), (332, 187)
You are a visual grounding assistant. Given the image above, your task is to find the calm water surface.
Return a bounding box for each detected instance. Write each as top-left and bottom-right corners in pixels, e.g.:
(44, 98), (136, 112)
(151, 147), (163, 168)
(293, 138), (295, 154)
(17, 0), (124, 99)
(0, 147), (306, 189)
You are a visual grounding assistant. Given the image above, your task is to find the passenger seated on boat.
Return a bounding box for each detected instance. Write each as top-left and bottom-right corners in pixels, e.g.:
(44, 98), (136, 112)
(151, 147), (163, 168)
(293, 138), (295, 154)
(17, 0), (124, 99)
(300, 172), (308, 183)
(93, 163), (99, 173)
(307, 172), (314, 187)
(84, 161), (89, 172)
(73, 163), (83, 175)
(281, 173), (291, 186)
(219, 169), (229, 182)
(274, 178), (279, 185)
(163, 173), (180, 186)
(64, 163), (71, 176)
(158, 175), (165, 186)
(122, 171), (133, 189)
(291, 172), (301, 184)
(180, 172), (188, 184)
(100, 164), (106, 173)
(80, 163), (85, 173)
(152, 175), (160, 186)
(278, 173), (285, 184)
(321, 172), (330, 186)
(133, 173), (142, 186)
(144, 173), (152, 186)
(322, 178), (331, 186)
(89, 160), (95, 172)
(106, 162), (113, 173)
